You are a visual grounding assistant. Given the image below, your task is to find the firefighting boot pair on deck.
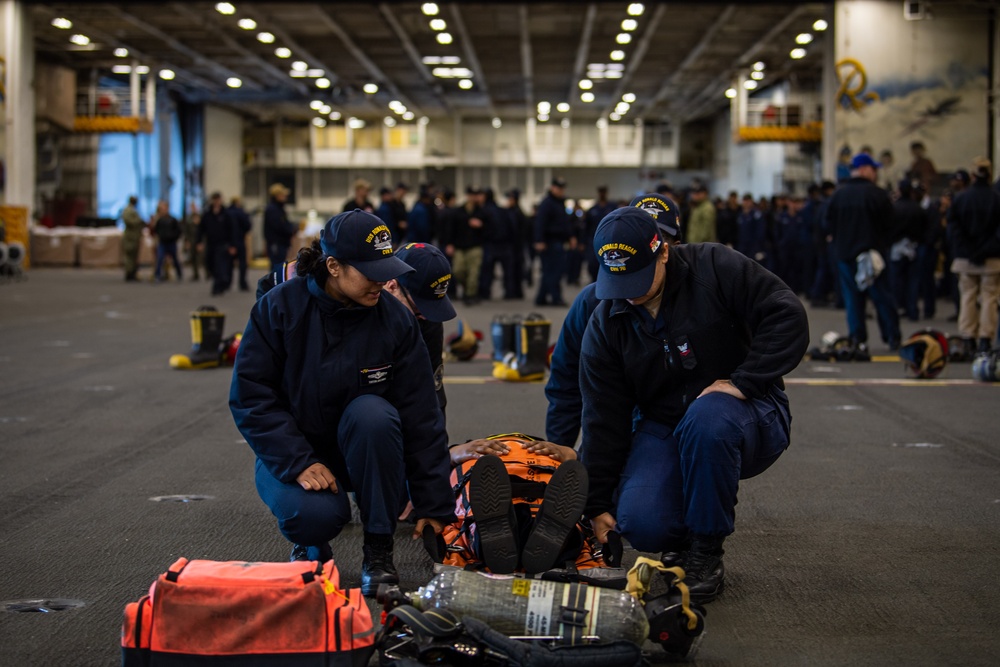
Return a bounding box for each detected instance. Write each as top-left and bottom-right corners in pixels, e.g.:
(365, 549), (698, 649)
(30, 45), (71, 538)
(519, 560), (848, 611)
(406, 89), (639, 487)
(491, 313), (551, 382)
(468, 454), (587, 575)
(168, 306), (240, 369)
(661, 535), (726, 604)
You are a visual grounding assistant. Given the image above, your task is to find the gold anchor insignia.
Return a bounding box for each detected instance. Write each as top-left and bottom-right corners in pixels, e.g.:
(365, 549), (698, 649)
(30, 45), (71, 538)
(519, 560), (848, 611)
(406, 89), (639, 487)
(836, 58), (880, 111)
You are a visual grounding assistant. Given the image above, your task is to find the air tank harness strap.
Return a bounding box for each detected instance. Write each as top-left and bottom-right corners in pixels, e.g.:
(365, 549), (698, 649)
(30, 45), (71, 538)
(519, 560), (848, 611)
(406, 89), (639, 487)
(625, 556), (699, 631)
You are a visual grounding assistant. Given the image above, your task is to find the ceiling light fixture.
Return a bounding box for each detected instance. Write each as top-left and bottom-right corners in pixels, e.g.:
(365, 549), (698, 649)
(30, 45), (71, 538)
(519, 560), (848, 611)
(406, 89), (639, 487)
(275, 47), (291, 58)
(627, 3), (644, 17)
(363, 83), (379, 94)
(329, 111), (342, 120)
(621, 19), (638, 31)
(114, 47), (129, 57)
(581, 91), (595, 103)
(751, 71), (764, 80)
(310, 100), (324, 110)
(743, 79), (758, 90)
(537, 101), (551, 113)
(291, 61), (308, 72)
(135, 65), (150, 74)
(610, 50), (625, 61)
(725, 88), (737, 98)
(305, 69), (325, 77)
(402, 111), (415, 121)
(578, 79), (593, 90)
(421, 3), (439, 16)
(257, 32), (275, 44)
(319, 104), (332, 115)
(492, 117), (502, 128)
(69, 34), (90, 46)
(429, 19), (446, 31)
(753, 61), (765, 71)
(537, 114), (549, 122)
(796, 33), (813, 45)
(556, 102), (570, 113)
(458, 79), (473, 90)
(561, 118), (570, 129)
(227, 77), (242, 88)
(112, 65), (131, 74)
(616, 102), (630, 113)
(348, 117), (365, 129)
(159, 69), (175, 80)
(51, 18), (72, 29)
(436, 32), (453, 45)
(790, 47), (807, 59)
(215, 2), (235, 15)
(312, 117), (327, 127)
(385, 117), (397, 127)
(813, 19), (828, 31)
(616, 33), (632, 45)
(606, 70), (623, 79)
(238, 18), (256, 30)
(596, 118), (608, 129)
(610, 112), (621, 121)
(622, 92), (636, 103)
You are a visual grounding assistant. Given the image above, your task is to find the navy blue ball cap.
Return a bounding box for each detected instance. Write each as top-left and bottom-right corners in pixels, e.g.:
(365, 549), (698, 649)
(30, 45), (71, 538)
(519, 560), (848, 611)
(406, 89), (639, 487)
(851, 153), (881, 170)
(394, 242), (457, 322)
(319, 209), (414, 282)
(593, 206), (663, 300)
(628, 193), (681, 239)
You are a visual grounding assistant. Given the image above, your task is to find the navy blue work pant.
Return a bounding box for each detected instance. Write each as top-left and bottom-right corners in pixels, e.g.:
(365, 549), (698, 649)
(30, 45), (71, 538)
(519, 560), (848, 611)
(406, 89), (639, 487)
(268, 243), (290, 274)
(254, 395), (406, 560)
(837, 260), (900, 345)
(535, 243), (567, 305)
(614, 389), (791, 552)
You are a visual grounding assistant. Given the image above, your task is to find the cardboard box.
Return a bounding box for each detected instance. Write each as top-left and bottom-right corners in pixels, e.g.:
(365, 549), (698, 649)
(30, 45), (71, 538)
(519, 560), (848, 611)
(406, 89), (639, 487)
(30, 228), (78, 266)
(78, 229), (122, 268)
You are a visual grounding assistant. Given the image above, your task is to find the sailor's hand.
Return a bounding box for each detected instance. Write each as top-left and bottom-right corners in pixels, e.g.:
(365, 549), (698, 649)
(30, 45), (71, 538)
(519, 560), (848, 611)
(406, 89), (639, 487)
(296, 463), (338, 492)
(697, 379), (747, 400)
(522, 440), (577, 462)
(591, 513), (617, 544)
(413, 518), (445, 540)
(450, 439), (510, 464)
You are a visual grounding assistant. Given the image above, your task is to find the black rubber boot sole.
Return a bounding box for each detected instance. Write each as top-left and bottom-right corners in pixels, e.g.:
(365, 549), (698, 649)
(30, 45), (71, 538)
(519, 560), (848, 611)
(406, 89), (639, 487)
(521, 459), (588, 574)
(469, 455), (519, 573)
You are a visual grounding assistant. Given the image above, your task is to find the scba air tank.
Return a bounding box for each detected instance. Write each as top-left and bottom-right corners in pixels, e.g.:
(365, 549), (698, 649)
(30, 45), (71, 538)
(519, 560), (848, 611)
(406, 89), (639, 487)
(409, 569), (649, 645)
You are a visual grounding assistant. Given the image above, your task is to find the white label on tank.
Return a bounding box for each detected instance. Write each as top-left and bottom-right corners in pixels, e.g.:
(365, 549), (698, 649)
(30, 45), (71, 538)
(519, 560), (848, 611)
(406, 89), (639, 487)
(524, 580), (557, 636)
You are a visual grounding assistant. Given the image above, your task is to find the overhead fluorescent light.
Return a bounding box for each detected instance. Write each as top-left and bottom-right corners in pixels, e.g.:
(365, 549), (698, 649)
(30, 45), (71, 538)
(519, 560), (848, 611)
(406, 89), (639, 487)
(403, 111), (415, 121)
(291, 61), (308, 71)
(753, 61), (766, 71)
(348, 117), (365, 129)
(319, 104), (332, 115)
(725, 88), (737, 98)
(581, 92), (595, 103)
(458, 79), (473, 90)
(275, 47), (291, 58)
(316, 78), (331, 88)
(257, 32), (275, 44)
(312, 117), (327, 127)
(215, 3), (235, 15)
(492, 118), (502, 128)
(310, 100), (324, 110)
(627, 3), (644, 17)
(363, 83), (379, 94)
(436, 32), (453, 45)
(429, 19), (446, 31)
(384, 117), (396, 127)
(796, 33), (813, 45)
(537, 101), (551, 113)
(114, 47), (129, 58)
(813, 19), (828, 31)
(750, 71), (764, 80)
(421, 3), (439, 16)
(69, 34), (90, 46)
(51, 18), (72, 29)
(135, 65), (150, 74)
(159, 69), (175, 80)
(621, 19), (637, 31)
(744, 79), (758, 90)
(238, 18), (256, 30)
(305, 69), (324, 77)
(556, 102), (570, 113)
(610, 50), (625, 61)
(790, 48), (807, 59)
(329, 111), (342, 120)
(622, 92), (636, 103)
(616, 33), (632, 45)
(112, 65), (132, 74)
(227, 77), (242, 88)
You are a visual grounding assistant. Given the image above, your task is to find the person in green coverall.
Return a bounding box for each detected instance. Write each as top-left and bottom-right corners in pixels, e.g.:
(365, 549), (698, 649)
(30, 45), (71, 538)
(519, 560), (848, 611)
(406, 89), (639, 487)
(121, 196), (145, 282)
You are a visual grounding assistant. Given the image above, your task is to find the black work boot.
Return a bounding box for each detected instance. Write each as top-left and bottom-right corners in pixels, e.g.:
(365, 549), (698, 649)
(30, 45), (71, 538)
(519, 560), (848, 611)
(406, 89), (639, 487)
(660, 536), (691, 570)
(682, 535), (726, 604)
(361, 532), (398, 597)
(469, 454), (519, 573)
(978, 338), (992, 354)
(521, 459), (588, 574)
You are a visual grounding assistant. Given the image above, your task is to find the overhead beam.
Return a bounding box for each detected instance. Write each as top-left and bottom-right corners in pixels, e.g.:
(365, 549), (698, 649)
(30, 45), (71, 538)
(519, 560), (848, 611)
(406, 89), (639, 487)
(565, 3), (598, 109)
(377, 3), (453, 114)
(313, 5), (422, 116)
(169, 3), (310, 97)
(632, 4), (738, 119)
(678, 5), (811, 122)
(598, 2), (668, 118)
(519, 4), (533, 116)
(110, 7), (264, 90)
(448, 2), (497, 118)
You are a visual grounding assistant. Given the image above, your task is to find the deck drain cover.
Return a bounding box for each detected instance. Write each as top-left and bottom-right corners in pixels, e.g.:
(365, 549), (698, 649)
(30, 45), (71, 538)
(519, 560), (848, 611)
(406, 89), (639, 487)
(149, 494), (215, 503)
(2, 598), (86, 613)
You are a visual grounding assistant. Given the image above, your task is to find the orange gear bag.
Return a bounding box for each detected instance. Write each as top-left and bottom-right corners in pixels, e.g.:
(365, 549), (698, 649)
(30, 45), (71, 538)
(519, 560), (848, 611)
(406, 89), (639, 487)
(121, 557), (375, 666)
(441, 433), (607, 572)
